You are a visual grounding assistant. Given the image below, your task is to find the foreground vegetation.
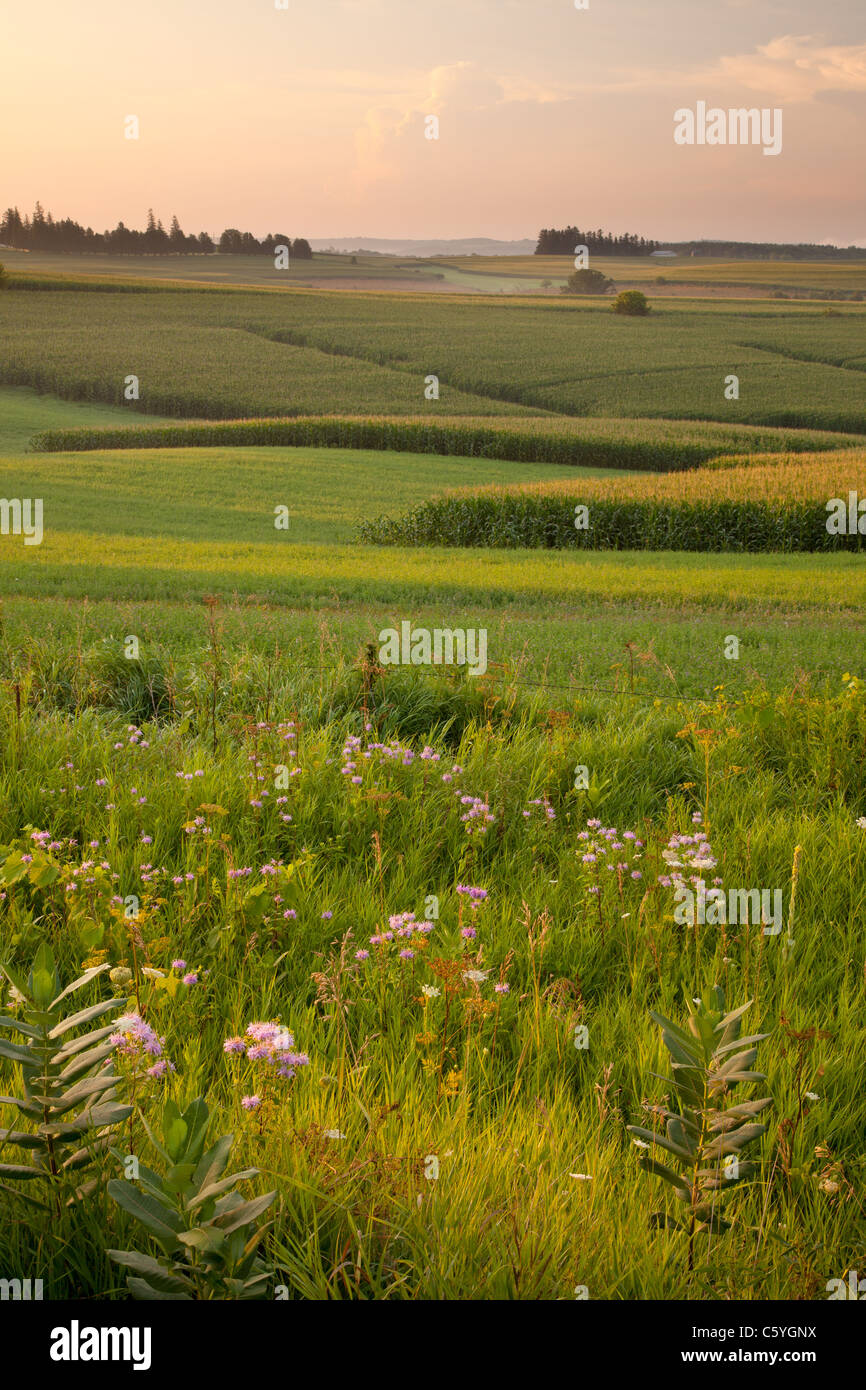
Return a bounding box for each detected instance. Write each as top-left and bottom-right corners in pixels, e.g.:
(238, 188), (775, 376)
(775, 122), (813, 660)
(1, 658), (864, 1298)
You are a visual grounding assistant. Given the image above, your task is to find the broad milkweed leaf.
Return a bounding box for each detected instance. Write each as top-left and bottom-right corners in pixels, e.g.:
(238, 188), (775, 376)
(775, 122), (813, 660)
(49, 964), (112, 1011)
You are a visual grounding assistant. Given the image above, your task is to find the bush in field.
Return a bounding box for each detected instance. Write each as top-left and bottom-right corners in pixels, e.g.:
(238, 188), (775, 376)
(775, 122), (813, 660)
(562, 269), (614, 295)
(0, 263), (9, 290)
(612, 290), (650, 316)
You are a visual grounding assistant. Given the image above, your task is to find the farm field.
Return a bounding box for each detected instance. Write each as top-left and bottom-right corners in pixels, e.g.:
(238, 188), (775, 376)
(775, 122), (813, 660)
(1, 269), (864, 1307)
(8, 249), (866, 298)
(0, 248), (448, 290)
(0, 385), (180, 454)
(439, 254), (866, 294)
(3, 284), (865, 431)
(361, 449), (866, 552)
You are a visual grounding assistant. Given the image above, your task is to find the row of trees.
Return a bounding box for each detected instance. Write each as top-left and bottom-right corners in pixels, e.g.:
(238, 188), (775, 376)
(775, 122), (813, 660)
(536, 226), (659, 256)
(0, 205), (312, 257)
(668, 239), (865, 261)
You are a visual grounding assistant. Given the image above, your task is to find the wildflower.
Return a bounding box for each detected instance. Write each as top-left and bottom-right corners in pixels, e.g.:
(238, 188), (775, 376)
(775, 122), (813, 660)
(399, 949), (415, 960)
(111, 1013), (173, 1077)
(241, 1095), (262, 1111)
(461, 926), (477, 939)
(355, 950), (370, 961)
(182, 973), (198, 986)
(223, 1037), (245, 1054)
(421, 984), (441, 998)
(462, 970), (490, 985)
(494, 982), (510, 994)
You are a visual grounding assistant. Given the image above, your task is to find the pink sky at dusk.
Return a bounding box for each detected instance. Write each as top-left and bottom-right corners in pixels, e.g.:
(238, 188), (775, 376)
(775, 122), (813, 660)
(3, 0), (864, 244)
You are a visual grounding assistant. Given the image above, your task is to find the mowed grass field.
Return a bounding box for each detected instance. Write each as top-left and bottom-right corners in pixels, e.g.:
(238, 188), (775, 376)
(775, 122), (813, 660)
(1, 272), (864, 1303)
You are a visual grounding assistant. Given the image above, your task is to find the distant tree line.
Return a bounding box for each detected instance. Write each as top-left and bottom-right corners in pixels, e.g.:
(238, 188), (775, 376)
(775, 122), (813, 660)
(664, 240), (865, 261)
(535, 230), (865, 261)
(535, 227), (659, 256)
(0, 205), (312, 258)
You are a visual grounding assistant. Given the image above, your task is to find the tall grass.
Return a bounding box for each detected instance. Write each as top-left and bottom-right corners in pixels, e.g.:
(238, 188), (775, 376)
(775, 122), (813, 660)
(0, 651), (864, 1299)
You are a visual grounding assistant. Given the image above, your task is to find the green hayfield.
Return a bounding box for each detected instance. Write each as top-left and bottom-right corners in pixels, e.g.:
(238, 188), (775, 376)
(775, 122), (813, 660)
(0, 385), (178, 453)
(0, 444), (601, 545)
(3, 283), (864, 431)
(1, 442), (863, 699)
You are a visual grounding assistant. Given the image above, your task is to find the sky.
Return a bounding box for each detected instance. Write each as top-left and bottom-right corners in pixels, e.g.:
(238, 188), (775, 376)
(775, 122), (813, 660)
(3, 0), (865, 244)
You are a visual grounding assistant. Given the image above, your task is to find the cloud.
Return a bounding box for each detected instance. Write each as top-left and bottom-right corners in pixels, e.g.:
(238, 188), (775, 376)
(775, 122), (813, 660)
(710, 35), (866, 102)
(349, 38), (866, 192)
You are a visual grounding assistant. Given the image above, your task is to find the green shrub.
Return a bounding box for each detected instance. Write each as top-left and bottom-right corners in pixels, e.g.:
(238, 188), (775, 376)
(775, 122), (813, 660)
(612, 290), (650, 316)
(561, 269), (615, 295)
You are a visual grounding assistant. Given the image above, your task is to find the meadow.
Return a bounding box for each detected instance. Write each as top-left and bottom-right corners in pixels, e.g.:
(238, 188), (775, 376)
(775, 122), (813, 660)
(0, 265), (864, 1303)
